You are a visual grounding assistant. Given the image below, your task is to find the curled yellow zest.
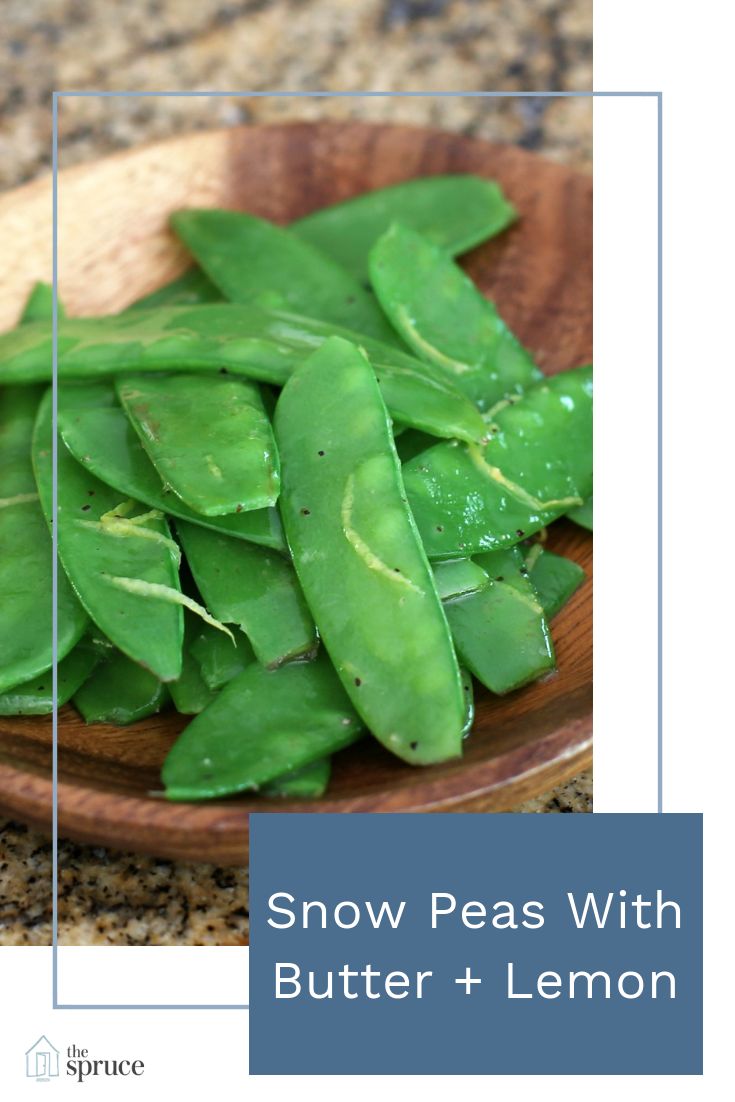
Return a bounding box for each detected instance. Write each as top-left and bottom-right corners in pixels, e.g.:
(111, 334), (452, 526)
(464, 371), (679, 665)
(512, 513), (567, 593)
(467, 445), (583, 513)
(205, 455), (223, 480)
(340, 473), (424, 596)
(524, 542), (543, 573)
(76, 503), (181, 563)
(101, 575), (235, 642)
(481, 394), (521, 429)
(395, 305), (472, 376)
(0, 492), (39, 509)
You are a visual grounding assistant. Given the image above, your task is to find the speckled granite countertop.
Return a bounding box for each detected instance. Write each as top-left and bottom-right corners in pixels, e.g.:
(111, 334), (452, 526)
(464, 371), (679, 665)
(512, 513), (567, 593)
(0, 0), (591, 946)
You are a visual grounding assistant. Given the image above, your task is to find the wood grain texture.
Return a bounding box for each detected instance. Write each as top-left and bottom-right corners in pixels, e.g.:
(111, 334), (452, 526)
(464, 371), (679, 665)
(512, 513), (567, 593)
(0, 122), (592, 864)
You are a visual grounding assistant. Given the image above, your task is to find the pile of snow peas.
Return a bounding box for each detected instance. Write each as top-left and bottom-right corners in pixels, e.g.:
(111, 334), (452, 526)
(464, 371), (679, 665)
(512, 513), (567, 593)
(0, 174), (592, 802)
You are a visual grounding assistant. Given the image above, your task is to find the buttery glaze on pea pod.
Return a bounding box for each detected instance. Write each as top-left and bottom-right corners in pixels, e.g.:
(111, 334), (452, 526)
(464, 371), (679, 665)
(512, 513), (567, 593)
(0, 386), (88, 693)
(369, 223), (541, 411)
(291, 175), (517, 282)
(275, 336), (465, 766)
(58, 382), (286, 550)
(403, 365), (593, 559)
(32, 390), (185, 682)
(176, 520), (317, 668)
(0, 305), (485, 445)
(171, 209), (398, 344)
(116, 373), (280, 516)
(162, 651), (364, 800)
(444, 547), (556, 695)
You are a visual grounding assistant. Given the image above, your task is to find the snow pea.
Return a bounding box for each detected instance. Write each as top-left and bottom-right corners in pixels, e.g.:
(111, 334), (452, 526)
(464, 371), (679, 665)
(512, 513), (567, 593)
(444, 547), (555, 694)
(0, 386), (88, 692)
(57, 382), (286, 551)
(0, 305), (486, 444)
(74, 649), (168, 725)
(403, 365), (593, 559)
(525, 545), (586, 619)
(162, 650), (363, 800)
(275, 336), (465, 766)
(172, 209), (397, 344)
(168, 646), (216, 715)
(20, 281), (65, 325)
(168, 615), (218, 715)
(370, 223), (541, 411)
(292, 175), (517, 282)
(189, 621), (255, 691)
(32, 390), (184, 682)
(0, 638), (101, 716)
(176, 520), (317, 669)
(126, 267), (223, 311)
(568, 495), (593, 531)
(261, 757), (332, 800)
(116, 373), (280, 516)
(432, 558), (490, 601)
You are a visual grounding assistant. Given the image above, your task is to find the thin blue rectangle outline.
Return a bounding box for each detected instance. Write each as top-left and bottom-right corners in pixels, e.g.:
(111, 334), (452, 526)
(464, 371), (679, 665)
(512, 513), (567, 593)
(50, 87), (663, 1011)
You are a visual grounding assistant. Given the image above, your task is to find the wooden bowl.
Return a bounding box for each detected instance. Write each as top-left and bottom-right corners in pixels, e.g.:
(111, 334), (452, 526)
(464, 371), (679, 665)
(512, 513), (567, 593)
(0, 121), (592, 864)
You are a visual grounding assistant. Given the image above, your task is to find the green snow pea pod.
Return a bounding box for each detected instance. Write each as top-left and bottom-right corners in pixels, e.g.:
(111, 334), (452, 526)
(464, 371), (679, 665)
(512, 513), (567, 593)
(168, 647), (216, 715)
(126, 267), (224, 311)
(0, 638), (102, 716)
(261, 757), (332, 800)
(275, 336), (465, 766)
(189, 621), (255, 691)
(58, 382), (285, 551)
(0, 386), (88, 692)
(74, 649), (168, 725)
(162, 650), (363, 800)
(171, 209), (397, 344)
(444, 547), (555, 694)
(0, 305), (486, 445)
(116, 373), (280, 516)
(370, 223), (541, 411)
(168, 616), (218, 715)
(177, 520), (317, 669)
(525, 544), (586, 619)
(568, 495), (593, 531)
(20, 281), (66, 325)
(403, 366), (593, 559)
(32, 390), (185, 682)
(292, 175), (517, 282)
(432, 558), (490, 601)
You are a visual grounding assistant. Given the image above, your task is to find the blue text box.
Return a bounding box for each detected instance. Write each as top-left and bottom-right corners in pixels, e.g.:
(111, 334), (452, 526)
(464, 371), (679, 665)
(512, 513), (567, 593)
(249, 813), (702, 1075)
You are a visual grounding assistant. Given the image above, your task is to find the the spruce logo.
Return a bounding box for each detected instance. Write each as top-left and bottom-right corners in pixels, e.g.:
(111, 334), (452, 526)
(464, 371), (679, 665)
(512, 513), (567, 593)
(25, 1036), (60, 1082)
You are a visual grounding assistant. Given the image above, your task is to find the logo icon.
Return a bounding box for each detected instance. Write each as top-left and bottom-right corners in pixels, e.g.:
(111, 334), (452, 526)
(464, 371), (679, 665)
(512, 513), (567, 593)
(25, 1036), (60, 1082)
